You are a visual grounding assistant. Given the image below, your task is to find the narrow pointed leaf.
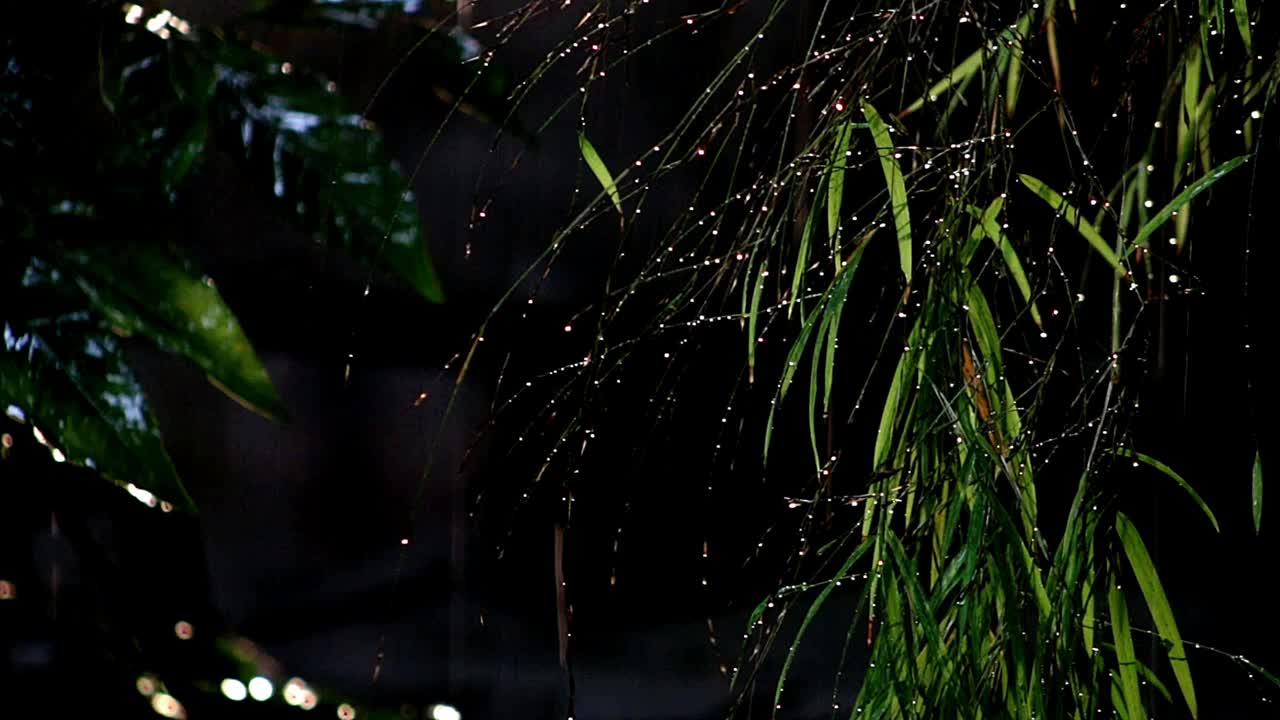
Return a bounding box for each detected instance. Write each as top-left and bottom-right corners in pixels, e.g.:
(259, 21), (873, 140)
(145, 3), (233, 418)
(579, 132), (623, 216)
(1018, 174), (1126, 274)
(1253, 449), (1263, 534)
(747, 260), (767, 384)
(862, 99), (911, 283)
(774, 538), (872, 707)
(1129, 452), (1219, 532)
(827, 121), (853, 259)
(1233, 0), (1253, 53)
(970, 200), (1042, 327)
(1130, 155), (1249, 252)
(1110, 583), (1148, 720)
(1115, 512), (1198, 718)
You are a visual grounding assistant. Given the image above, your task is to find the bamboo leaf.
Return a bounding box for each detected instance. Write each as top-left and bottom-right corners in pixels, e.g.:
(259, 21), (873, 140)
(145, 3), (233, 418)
(1004, 13), (1033, 118)
(899, 45), (986, 117)
(764, 298), (824, 463)
(874, 323), (917, 470)
(862, 99), (912, 283)
(821, 251), (862, 415)
(579, 132), (623, 216)
(1110, 582), (1148, 720)
(828, 121), (853, 259)
(1233, 0), (1253, 54)
(970, 201), (1042, 327)
(1130, 155), (1249, 252)
(774, 538), (873, 707)
(790, 200), (818, 319)
(1197, 0), (1216, 82)
(899, 11), (1034, 117)
(1253, 449), (1263, 534)
(1128, 452), (1220, 532)
(1018, 174), (1126, 274)
(1115, 512), (1198, 718)
(747, 260), (768, 385)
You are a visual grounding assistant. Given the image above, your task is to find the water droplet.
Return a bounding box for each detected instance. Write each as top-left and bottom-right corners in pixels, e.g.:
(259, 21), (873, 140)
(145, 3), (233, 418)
(248, 677), (273, 701)
(221, 679), (247, 702)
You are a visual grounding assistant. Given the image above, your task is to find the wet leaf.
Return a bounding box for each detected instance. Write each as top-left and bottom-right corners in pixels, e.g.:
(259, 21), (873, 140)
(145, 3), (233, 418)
(1127, 452), (1219, 532)
(1, 261), (194, 511)
(1115, 512), (1197, 718)
(1129, 155), (1249, 253)
(1018, 174), (1125, 274)
(862, 99), (911, 284)
(52, 242), (287, 422)
(214, 39), (444, 302)
(1109, 581), (1147, 720)
(775, 537), (873, 707)
(579, 132), (623, 216)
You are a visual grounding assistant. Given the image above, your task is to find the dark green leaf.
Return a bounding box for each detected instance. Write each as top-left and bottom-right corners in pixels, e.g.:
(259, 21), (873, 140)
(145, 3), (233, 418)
(214, 41), (444, 302)
(1, 261), (194, 511)
(52, 242), (287, 422)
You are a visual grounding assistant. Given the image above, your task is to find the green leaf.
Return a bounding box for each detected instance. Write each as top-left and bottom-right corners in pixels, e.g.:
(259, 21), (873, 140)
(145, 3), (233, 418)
(1233, 0), (1253, 53)
(1253, 449), (1263, 534)
(747, 260), (767, 385)
(764, 298), (825, 463)
(969, 200), (1041, 327)
(1, 262), (194, 511)
(899, 10), (1035, 116)
(774, 538), (873, 707)
(789, 199), (818, 319)
(1017, 174), (1126, 274)
(1115, 512), (1198, 718)
(827, 121), (853, 258)
(578, 132), (623, 216)
(1128, 452), (1219, 532)
(900, 45), (986, 117)
(1004, 13), (1033, 119)
(1129, 155), (1250, 253)
(215, 42), (444, 302)
(1109, 582), (1148, 720)
(862, 99), (912, 284)
(822, 246), (865, 414)
(52, 242), (288, 422)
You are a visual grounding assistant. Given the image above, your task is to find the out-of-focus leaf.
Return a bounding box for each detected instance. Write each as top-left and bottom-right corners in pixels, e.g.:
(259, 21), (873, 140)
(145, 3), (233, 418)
(51, 241), (287, 422)
(245, 4), (520, 136)
(214, 44), (444, 302)
(1253, 449), (1263, 534)
(0, 260), (194, 511)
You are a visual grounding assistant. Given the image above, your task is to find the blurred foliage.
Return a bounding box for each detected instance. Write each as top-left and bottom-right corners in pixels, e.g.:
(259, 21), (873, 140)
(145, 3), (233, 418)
(1, 0), (513, 511)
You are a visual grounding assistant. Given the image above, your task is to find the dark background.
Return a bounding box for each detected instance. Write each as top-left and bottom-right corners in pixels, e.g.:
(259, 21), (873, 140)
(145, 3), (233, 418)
(2, 1), (1278, 718)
